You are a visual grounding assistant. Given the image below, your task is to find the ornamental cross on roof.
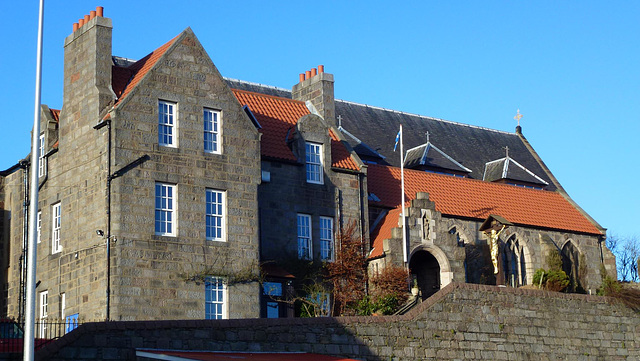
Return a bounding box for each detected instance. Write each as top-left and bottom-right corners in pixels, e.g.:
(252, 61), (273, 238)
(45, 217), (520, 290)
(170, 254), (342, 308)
(425, 131), (430, 143)
(514, 109), (523, 127)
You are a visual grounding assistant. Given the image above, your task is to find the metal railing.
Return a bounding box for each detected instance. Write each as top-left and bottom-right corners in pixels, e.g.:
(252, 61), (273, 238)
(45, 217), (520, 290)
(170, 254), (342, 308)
(0, 318), (80, 355)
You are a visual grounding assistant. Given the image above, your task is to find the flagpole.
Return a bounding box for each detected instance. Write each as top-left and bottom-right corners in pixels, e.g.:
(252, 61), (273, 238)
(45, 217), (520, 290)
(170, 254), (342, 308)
(399, 124), (407, 265)
(24, 1), (45, 360)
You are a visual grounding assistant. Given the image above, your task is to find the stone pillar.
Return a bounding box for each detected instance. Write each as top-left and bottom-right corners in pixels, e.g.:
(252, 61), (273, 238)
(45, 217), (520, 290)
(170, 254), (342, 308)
(292, 66), (335, 121)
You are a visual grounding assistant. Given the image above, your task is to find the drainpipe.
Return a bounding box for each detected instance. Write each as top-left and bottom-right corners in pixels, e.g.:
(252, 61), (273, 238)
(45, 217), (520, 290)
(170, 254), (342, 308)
(19, 160), (29, 324)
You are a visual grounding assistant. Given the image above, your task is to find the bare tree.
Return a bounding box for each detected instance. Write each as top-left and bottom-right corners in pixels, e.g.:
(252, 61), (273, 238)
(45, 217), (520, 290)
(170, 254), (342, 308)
(608, 233), (639, 282)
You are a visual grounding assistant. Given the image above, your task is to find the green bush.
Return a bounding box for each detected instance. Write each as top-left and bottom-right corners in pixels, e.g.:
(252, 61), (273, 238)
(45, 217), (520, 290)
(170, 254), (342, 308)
(533, 268), (570, 292)
(352, 294), (402, 316)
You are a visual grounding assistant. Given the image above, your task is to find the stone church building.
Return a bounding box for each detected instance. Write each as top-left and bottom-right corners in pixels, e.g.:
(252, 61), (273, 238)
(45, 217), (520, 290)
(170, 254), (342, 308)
(0, 7), (614, 324)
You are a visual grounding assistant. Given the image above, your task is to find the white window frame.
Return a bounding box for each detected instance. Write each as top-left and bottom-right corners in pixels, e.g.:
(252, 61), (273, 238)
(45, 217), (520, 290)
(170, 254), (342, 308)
(205, 189), (226, 241)
(52, 203), (62, 254)
(37, 210), (42, 244)
(297, 214), (312, 260)
(319, 216), (334, 261)
(204, 276), (227, 320)
(39, 291), (48, 338)
(158, 100), (177, 147)
(305, 142), (323, 184)
(155, 183), (176, 236)
(38, 133), (46, 177)
(204, 108), (222, 154)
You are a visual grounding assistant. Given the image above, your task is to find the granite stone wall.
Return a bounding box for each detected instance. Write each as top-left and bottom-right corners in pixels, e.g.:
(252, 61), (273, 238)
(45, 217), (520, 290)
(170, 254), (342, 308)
(34, 283), (640, 361)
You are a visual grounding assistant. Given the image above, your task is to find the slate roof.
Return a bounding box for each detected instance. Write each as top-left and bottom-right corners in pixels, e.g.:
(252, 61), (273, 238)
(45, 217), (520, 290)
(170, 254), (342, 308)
(404, 142), (471, 174)
(224, 79), (556, 191)
(231, 89), (360, 171)
(367, 164), (602, 236)
(483, 156), (548, 186)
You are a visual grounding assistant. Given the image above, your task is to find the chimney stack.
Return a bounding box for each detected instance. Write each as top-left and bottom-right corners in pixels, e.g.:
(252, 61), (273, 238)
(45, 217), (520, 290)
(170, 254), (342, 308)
(292, 65), (335, 121)
(62, 6), (114, 135)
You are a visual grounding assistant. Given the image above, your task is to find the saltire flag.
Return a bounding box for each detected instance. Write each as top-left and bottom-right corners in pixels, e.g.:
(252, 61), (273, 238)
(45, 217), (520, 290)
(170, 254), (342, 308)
(393, 130), (400, 152)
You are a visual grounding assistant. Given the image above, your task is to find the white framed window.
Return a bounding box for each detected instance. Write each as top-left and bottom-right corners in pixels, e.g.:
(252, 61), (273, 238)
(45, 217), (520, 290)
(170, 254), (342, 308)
(319, 217), (334, 261)
(155, 183), (176, 236)
(204, 108), (221, 154)
(205, 276), (227, 319)
(305, 142), (323, 184)
(39, 291), (48, 338)
(206, 189), (225, 241)
(297, 214), (312, 260)
(60, 293), (66, 320)
(52, 203), (62, 254)
(38, 133), (46, 177)
(158, 100), (176, 147)
(37, 211), (42, 244)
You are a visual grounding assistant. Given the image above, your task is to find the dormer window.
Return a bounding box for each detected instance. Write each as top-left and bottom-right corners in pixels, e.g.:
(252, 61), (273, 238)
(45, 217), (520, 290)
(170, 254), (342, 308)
(305, 142), (323, 184)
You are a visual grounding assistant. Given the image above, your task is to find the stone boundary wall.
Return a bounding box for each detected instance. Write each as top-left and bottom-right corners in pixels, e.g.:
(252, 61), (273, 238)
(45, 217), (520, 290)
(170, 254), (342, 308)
(35, 283), (639, 360)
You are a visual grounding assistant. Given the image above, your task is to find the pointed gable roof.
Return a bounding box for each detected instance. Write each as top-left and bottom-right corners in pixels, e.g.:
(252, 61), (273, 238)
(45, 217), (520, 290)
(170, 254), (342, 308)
(483, 156), (548, 186)
(368, 164), (602, 235)
(111, 34), (180, 106)
(404, 142), (471, 174)
(232, 89), (359, 171)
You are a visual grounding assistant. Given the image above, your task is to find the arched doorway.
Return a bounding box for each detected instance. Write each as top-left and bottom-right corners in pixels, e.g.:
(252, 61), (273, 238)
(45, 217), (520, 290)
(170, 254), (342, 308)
(409, 250), (441, 300)
(562, 241), (582, 292)
(503, 235), (527, 287)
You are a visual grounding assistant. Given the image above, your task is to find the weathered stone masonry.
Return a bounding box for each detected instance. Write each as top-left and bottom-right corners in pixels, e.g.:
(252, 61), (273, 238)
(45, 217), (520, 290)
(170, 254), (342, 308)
(34, 283), (639, 361)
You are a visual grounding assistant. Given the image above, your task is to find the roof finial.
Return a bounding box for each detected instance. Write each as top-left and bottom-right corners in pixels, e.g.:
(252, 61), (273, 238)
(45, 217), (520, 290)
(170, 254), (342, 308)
(514, 109), (523, 127)
(504, 146), (509, 158)
(426, 131), (430, 144)
(337, 114), (342, 128)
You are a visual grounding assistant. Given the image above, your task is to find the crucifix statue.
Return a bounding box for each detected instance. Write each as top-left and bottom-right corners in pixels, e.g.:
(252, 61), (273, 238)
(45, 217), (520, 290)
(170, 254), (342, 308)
(479, 215), (513, 285)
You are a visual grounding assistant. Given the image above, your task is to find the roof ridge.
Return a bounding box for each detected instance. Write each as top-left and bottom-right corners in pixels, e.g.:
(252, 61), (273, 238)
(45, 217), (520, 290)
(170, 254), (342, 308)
(224, 77), (291, 93)
(335, 99), (514, 135)
(231, 88), (305, 104)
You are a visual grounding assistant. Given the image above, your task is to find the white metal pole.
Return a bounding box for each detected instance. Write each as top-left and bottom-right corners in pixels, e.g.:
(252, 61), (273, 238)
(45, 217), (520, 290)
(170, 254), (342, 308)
(400, 124), (407, 264)
(24, 0), (45, 360)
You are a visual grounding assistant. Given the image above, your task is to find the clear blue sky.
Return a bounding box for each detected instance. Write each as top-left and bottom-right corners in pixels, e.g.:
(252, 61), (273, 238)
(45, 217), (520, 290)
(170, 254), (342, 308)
(1, 1), (638, 240)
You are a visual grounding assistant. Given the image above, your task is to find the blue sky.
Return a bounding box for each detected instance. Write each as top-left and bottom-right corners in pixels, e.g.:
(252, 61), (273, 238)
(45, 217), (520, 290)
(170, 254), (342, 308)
(1, 1), (638, 239)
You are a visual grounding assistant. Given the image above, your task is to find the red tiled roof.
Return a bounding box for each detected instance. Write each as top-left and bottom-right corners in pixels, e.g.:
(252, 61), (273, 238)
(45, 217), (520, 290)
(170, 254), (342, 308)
(232, 89), (306, 162)
(232, 89), (360, 171)
(369, 207), (403, 259)
(114, 35), (179, 106)
(368, 164), (602, 236)
(49, 108), (60, 122)
(329, 129), (359, 171)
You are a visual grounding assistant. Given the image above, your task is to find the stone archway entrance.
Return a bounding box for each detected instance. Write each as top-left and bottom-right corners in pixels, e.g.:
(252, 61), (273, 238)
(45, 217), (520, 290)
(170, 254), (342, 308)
(409, 250), (441, 300)
(562, 241), (583, 292)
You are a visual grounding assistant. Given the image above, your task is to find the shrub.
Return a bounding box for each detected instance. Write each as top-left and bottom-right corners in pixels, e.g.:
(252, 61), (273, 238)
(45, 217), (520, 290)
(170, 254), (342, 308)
(533, 268), (570, 292)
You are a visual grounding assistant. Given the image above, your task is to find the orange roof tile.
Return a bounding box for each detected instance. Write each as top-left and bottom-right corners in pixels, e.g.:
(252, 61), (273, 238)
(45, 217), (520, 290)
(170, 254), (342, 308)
(368, 164), (602, 236)
(232, 89), (360, 171)
(232, 89), (306, 162)
(329, 129), (359, 171)
(369, 207), (403, 259)
(114, 35), (179, 106)
(49, 108), (60, 123)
